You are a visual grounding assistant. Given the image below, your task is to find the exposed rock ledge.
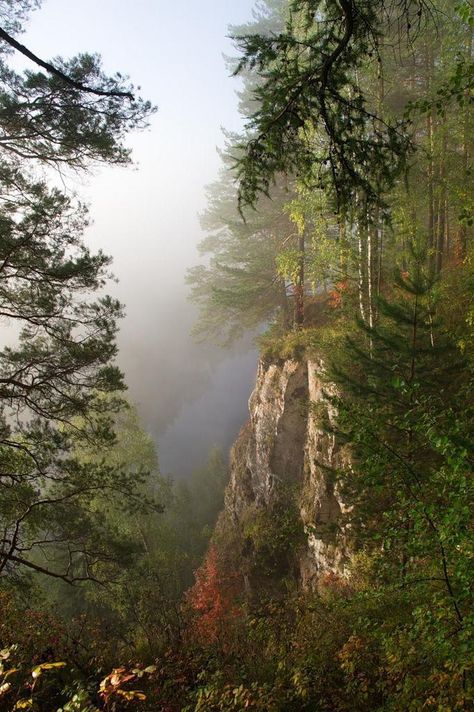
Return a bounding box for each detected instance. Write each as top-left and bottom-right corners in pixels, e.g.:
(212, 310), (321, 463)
(220, 356), (350, 591)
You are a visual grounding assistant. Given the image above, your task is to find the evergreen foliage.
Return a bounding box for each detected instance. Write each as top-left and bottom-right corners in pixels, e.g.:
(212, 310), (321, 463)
(187, 166), (293, 343)
(231, 0), (421, 212)
(0, 1), (155, 583)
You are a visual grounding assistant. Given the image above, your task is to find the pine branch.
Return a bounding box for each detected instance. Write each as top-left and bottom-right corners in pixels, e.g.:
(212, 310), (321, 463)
(0, 26), (134, 100)
(5, 553), (105, 585)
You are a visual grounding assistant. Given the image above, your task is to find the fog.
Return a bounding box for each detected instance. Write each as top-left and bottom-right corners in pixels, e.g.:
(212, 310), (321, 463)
(21, 0), (259, 476)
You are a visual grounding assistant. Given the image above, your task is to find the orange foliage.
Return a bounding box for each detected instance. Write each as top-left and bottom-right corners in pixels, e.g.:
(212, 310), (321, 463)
(328, 280), (348, 309)
(318, 570), (352, 599)
(99, 665), (156, 709)
(185, 545), (242, 646)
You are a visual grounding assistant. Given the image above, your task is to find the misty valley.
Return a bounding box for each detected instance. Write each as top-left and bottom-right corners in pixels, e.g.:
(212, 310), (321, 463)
(0, 1), (473, 711)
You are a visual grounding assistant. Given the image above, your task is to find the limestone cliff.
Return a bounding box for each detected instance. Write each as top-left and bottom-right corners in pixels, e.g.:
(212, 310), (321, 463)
(217, 356), (349, 591)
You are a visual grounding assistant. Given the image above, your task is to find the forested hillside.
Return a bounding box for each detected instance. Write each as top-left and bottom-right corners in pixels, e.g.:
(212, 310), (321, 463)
(0, 0), (473, 711)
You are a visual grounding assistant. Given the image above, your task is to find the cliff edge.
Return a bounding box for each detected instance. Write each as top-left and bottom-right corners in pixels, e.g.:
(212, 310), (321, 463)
(216, 356), (350, 592)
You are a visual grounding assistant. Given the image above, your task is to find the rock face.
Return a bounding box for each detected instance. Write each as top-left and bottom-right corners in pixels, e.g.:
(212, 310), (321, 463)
(221, 356), (349, 590)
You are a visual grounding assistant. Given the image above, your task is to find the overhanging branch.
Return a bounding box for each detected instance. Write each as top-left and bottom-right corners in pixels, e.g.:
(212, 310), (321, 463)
(4, 553), (105, 586)
(0, 26), (134, 100)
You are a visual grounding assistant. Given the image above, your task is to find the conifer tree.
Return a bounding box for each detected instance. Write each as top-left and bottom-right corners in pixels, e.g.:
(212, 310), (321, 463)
(0, 1), (156, 583)
(188, 166), (293, 343)
(326, 246), (473, 698)
(231, 0), (425, 213)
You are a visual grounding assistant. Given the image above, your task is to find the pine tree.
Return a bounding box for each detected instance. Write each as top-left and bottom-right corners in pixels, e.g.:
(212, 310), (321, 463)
(326, 245), (473, 702)
(187, 166), (294, 343)
(0, 1), (156, 583)
(231, 0), (423, 213)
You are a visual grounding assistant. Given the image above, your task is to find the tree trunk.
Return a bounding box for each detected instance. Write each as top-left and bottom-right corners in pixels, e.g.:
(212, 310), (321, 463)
(436, 131), (447, 273)
(368, 220), (375, 330)
(338, 218), (348, 281)
(356, 217), (367, 325)
(427, 111), (435, 270)
(294, 231), (305, 327)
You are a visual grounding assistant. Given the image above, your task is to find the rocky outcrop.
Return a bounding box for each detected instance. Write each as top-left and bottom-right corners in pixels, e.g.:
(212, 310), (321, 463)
(221, 356), (349, 590)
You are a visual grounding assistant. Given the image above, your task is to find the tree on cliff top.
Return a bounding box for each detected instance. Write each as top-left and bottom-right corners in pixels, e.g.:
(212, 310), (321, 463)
(231, 0), (432, 212)
(187, 162), (294, 344)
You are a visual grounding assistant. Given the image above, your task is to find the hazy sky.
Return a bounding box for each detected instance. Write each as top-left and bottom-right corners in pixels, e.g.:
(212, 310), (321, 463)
(20, 0), (259, 476)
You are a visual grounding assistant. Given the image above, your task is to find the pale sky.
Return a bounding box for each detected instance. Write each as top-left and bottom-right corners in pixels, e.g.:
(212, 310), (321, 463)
(19, 0), (259, 476)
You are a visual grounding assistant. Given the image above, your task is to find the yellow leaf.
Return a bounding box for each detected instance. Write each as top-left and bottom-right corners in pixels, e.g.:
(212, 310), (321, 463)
(116, 690), (146, 701)
(32, 662), (66, 678)
(14, 699), (34, 709)
(40, 662), (66, 671)
(0, 682), (11, 696)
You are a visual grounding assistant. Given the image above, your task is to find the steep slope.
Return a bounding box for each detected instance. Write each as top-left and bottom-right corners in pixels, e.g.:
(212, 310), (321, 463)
(217, 355), (350, 592)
